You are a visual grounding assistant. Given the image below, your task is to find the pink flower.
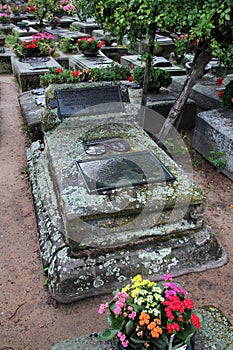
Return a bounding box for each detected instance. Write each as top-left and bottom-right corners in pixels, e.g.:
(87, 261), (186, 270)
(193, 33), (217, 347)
(163, 274), (173, 281)
(98, 303), (108, 314)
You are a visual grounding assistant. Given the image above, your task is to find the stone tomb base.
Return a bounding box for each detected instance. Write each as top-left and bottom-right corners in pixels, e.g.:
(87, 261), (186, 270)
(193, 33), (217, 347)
(27, 85), (227, 303)
(11, 55), (61, 92)
(193, 108), (233, 181)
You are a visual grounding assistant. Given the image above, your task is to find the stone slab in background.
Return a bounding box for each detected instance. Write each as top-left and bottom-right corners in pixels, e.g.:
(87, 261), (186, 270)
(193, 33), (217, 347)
(11, 55), (61, 92)
(121, 55), (186, 76)
(69, 52), (115, 70)
(193, 108), (233, 181)
(50, 307), (233, 350)
(18, 89), (44, 141)
(0, 48), (13, 74)
(169, 75), (233, 110)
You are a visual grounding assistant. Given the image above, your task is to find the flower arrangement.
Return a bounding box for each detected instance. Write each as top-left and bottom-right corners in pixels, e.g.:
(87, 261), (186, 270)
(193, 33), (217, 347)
(53, 0), (76, 16)
(12, 32), (55, 58)
(48, 15), (61, 28)
(0, 12), (10, 24)
(40, 64), (130, 87)
(129, 65), (172, 91)
(77, 37), (105, 53)
(217, 80), (233, 109)
(98, 274), (201, 350)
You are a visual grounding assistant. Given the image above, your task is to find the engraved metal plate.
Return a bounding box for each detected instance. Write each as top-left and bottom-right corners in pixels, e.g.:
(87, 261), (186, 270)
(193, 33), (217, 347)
(76, 151), (176, 193)
(55, 85), (125, 117)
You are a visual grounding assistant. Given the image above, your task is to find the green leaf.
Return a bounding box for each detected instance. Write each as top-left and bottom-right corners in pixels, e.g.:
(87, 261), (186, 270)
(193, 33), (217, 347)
(107, 314), (124, 329)
(98, 328), (119, 341)
(125, 319), (135, 335)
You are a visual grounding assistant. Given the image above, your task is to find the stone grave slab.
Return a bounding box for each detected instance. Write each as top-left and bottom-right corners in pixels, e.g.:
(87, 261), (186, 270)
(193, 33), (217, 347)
(135, 35), (174, 58)
(193, 108), (233, 181)
(44, 27), (88, 42)
(11, 55), (61, 92)
(50, 306), (233, 350)
(18, 88), (45, 141)
(121, 55), (186, 76)
(169, 75), (233, 110)
(27, 83), (226, 302)
(128, 88), (196, 130)
(71, 19), (100, 35)
(0, 47), (13, 73)
(0, 23), (14, 34)
(12, 26), (38, 37)
(69, 52), (115, 70)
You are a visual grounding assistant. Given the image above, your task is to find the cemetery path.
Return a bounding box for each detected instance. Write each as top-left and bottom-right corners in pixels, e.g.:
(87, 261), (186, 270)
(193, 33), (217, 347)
(0, 74), (233, 350)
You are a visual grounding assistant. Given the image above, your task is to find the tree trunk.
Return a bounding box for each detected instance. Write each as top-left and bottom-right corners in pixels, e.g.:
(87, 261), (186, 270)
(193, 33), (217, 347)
(158, 47), (212, 145)
(141, 27), (157, 107)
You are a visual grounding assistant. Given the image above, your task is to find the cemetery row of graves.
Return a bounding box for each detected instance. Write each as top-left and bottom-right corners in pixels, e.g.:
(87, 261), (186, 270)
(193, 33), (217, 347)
(1, 1), (233, 348)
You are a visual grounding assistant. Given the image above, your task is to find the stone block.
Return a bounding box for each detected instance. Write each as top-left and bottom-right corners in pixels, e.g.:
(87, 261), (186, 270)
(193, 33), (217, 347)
(0, 48), (13, 74)
(128, 88), (196, 130)
(12, 26), (38, 37)
(72, 20), (100, 35)
(193, 108), (233, 181)
(0, 23), (14, 34)
(11, 55), (61, 92)
(69, 52), (116, 70)
(18, 89), (44, 141)
(121, 55), (186, 76)
(169, 75), (233, 110)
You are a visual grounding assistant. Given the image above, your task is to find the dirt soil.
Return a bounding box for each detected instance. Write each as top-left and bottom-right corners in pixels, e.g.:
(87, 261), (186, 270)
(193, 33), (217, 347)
(0, 74), (233, 350)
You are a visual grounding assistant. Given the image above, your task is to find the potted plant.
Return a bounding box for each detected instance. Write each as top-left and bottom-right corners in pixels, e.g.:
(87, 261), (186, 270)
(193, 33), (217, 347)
(98, 274), (201, 350)
(76, 36), (105, 56)
(0, 12), (10, 25)
(218, 80), (233, 109)
(12, 32), (55, 58)
(130, 65), (172, 92)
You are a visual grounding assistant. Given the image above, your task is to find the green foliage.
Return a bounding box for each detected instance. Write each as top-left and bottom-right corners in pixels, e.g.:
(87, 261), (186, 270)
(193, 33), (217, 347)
(222, 80), (233, 108)
(59, 37), (76, 53)
(40, 64), (130, 87)
(91, 63), (130, 81)
(5, 34), (19, 47)
(131, 66), (172, 91)
(209, 144), (227, 173)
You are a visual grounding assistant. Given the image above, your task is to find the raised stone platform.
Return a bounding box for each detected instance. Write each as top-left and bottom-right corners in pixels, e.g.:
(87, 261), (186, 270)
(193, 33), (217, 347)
(44, 27), (88, 42)
(0, 23), (14, 34)
(0, 47), (13, 74)
(69, 52), (116, 70)
(193, 108), (233, 181)
(71, 20), (100, 35)
(50, 307), (233, 350)
(121, 55), (186, 76)
(12, 26), (38, 37)
(11, 55), (61, 92)
(27, 82), (227, 303)
(18, 88), (44, 141)
(169, 75), (233, 110)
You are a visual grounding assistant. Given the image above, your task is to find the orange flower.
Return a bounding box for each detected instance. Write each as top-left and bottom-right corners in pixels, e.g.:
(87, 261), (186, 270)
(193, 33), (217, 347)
(231, 98), (233, 103)
(229, 204), (233, 209)
(139, 312), (150, 326)
(147, 318), (163, 338)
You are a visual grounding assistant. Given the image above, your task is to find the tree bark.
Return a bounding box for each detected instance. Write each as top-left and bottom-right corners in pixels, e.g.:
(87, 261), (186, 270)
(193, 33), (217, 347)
(158, 47), (212, 145)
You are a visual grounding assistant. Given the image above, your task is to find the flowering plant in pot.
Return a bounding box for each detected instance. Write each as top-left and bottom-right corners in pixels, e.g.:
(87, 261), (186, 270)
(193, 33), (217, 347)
(77, 37), (105, 55)
(129, 65), (172, 92)
(0, 12), (10, 24)
(12, 32), (55, 58)
(98, 274), (201, 350)
(217, 80), (233, 109)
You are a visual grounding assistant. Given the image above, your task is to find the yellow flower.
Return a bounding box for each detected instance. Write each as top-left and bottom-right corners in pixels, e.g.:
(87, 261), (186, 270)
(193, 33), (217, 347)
(131, 275), (142, 283)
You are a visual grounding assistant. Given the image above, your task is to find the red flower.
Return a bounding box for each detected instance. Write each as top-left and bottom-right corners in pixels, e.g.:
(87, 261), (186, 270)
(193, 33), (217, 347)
(191, 313), (201, 330)
(72, 70), (80, 77)
(56, 68), (63, 74)
(128, 76), (133, 82)
(218, 91), (224, 97)
(216, 77), (223, 85)
(183, 298), (194, 310)
(167, 322), (180, 334)
(130, 64), (135, 71)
